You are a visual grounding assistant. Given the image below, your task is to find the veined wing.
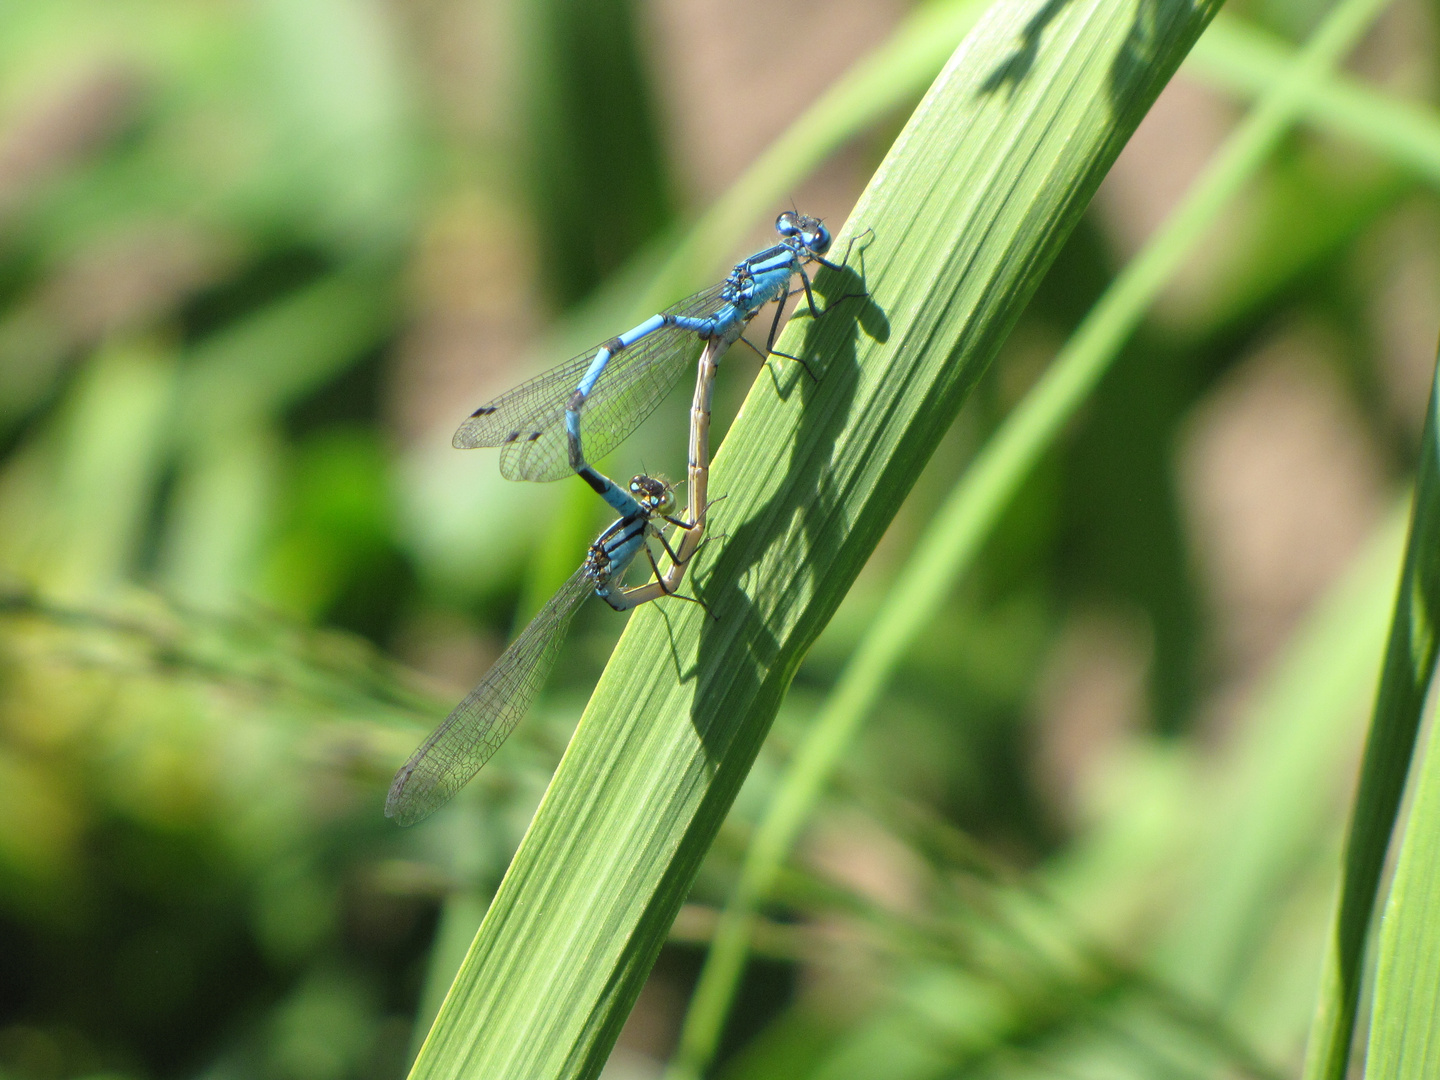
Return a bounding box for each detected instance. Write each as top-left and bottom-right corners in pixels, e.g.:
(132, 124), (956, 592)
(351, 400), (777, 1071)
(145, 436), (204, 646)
(498, 325), (708, 482)
(454, 282), (731, 483)
(385, 569), (593, 826)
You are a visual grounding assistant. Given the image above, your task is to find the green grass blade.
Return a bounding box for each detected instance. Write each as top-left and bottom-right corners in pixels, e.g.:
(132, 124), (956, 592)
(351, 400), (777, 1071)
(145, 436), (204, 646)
(159, 264), (398, 604)
(412, 0), (997, 1027)
(14, 342), (176, 596)
(403, 0), (1223, 1074)
(1367, 751), (1440, 1078)
(1187, 12), (1440, 186)
(668, 0), (1393, 1070)
(1305, 351), (1440, 1080)
(1365, 381), (1440, 1079)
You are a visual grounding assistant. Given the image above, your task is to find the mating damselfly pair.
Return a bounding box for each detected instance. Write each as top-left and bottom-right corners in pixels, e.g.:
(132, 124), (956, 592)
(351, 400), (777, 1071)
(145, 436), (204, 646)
(386, 211), (867, 826)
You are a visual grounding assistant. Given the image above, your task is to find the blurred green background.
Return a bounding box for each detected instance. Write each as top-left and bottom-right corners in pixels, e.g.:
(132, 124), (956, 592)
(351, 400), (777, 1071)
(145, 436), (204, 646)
(0, 0), (1435, 1078)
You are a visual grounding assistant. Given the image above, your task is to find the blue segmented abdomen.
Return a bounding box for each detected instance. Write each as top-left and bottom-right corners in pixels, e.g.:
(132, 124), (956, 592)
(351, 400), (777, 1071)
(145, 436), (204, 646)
(576, 313), (666, 397)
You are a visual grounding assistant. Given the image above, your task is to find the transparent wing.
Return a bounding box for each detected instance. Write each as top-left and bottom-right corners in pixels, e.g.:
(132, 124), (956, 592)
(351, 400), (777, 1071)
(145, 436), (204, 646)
(502, 324), (707, 483)
(453, 283), (731, 483)
(385, 569), (593, 826)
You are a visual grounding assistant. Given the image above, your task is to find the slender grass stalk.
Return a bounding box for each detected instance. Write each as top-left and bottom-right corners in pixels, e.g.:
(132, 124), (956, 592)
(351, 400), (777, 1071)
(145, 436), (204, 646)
(1306, 350), (1440, 1079)
(1187, 13), (1440, 187)
(402, 0), (1224, 1074)
(666, 0), (1396, 1073)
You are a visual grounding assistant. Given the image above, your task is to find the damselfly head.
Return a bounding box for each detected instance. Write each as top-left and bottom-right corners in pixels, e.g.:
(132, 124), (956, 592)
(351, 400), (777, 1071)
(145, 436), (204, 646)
(629, 474), (675, 515)
(775, 211), (831, 257)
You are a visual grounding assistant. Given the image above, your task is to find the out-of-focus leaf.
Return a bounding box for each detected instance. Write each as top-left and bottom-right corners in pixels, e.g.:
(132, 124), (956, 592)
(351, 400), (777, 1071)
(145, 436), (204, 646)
(1156, 504), (1407, 1008)
(253, 0), (416, 250)
(0, 340), (174, 596)
(522, 0), (673, 307)
(162, 266), (399, 605)
(178, 264), (399, 430)
(160, 421), (282, 607)
(261, 428), (406, 630)
(773, 495), (1406, 1080)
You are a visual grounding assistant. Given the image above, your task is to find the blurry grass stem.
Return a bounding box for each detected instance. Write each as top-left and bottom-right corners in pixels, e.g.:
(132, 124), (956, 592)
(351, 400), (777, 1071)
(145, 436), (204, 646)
(1187, 13), (1440, 188)
(667, 0), (1397, 1073)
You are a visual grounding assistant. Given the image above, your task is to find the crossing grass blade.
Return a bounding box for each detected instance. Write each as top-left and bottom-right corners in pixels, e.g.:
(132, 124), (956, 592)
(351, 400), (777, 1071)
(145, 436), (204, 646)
(404, 0), (1224, 1074)
(1305, 350), (1440, 1080)
(1186, 12), (1440, 187)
